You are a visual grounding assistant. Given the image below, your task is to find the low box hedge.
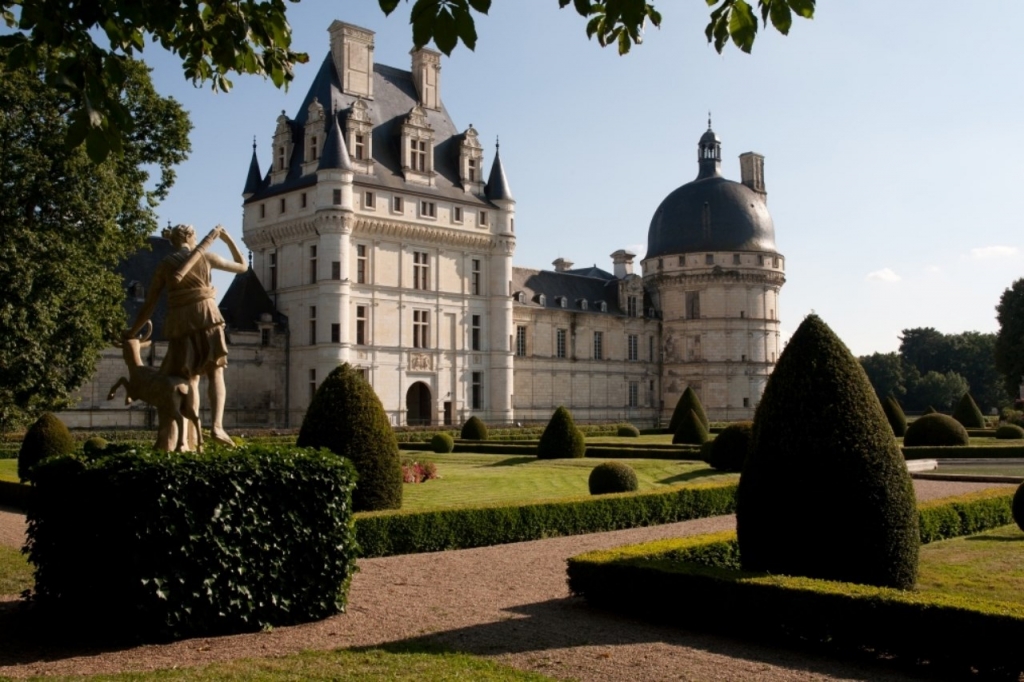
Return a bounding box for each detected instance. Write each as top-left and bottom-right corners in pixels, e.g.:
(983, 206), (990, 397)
(567, 489), (1021, 673)
(903, 445), (1024, 459)
(25, 444), (358, 640)
(584, 445), (702, 460)
(354, 481), (737, 557)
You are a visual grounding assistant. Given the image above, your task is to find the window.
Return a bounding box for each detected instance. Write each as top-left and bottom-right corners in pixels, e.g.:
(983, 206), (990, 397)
(705, 253), (714, 265)
(515, 326), (527, 357)
(365, 191), (375, 209)
(356, 306), (367, 345)
(580, 299), (588, 311)
(593, 331), (603, 360)
(627, 296), (638, 317)
(538, 294), (546, 306)
(309, 135), (318, 161)
(628, 334), (638, 362)
(649, 335), (654, 362)
(759, 254), (765, 265)
(269, 252), (277, 290)
(308, 306), (317, 345)
(471, 259), (481, 295)
(332, 189), (342, 205)
(260, 328), (271, 347)
(410, 139), (427, 171)
(679, 256), (686, 266)
(556, 329), (567, 359)
(413, 251), (429, 290)
(471, 372), (483, 409)
(308, 245), (317, 284)
(690, 335), (702, 361)
(331, 323), (340, 344)
(260, 204), (266, 219)
(558, 297), (567, 309)
(471, 314), (481, 351)
(770, 308), (775, 320)
(279, 198), (286, 214)
(393, 196), (403, 212)
(356, 244), (367, 284)
(420, 201), (436, 218)
(773, 257), (780, 268)
(468, 158), (478, 182)
(354, 133), (366, 160)
(739, 310), (745, 318)
(733, 253), (741, 265)
(598, 301), (607, 313)
(331, 261), (341, 280)
(454, 206), (463, 223)
(628, 381), (639, 408)
(743, 397), (750, 408)
(277, 146), (285, 171)
(301, 193), (307, 208)
(308, 368), (316, 401)
(479, 210), (489, 227)
(686, 291), (701, 320)
(413, 310), (429, 348)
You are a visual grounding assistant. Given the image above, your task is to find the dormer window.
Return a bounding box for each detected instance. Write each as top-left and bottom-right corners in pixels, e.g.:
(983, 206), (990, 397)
(401, 105), (434, 186)
(514, 291), (526, 303)
(271, 110), (294, 184)
(354, 134), (366, 160)
(459, 125), (484, 192)
(579, 299), (588, 311)
(301, 97), (325, 175)
(410, 139), (428, 171)
(309, 136), (318, 161)
(598, 301), (607, 313)
(346, 98), (373, 174)
(276, 146), (286, 171)
(468, 158), (478, 182)
(558, 296), (567, 308)
(537, 294), (546, 306)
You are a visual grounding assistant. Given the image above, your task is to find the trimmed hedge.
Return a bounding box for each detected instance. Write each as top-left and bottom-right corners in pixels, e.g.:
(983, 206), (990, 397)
(903, 444), (1024, 459)
(568, 490), (1023, 675)
(19, 412), (75, 482)
(996, 424), (1024, 440)
(904, 413), (970, 447)
(460, 416), (489, 441)
(584, 445), (703, 460)
(616, 424), (641, 438)
(916, 488), (1015, 544)
(354, 481), (737, 557)
(430, 433), (455, 453)
(26, 444), (358, 639)
(1014, 483), (1024, 532)
(588, 461), (639, 495)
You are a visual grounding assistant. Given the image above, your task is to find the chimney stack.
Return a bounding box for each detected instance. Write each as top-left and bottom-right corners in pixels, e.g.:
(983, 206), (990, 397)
(552, 257), (574, 273)
(328, 21), (374, 99)
(739, 152), (766, 196)
(610, 249), (636, 279)
(411, 48), (441, 110)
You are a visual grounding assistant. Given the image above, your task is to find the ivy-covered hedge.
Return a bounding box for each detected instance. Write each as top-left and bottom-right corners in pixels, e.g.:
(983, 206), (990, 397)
(903, 445), (1024, 459)
(25, 444), (358, 639)
(354, 481), (737, 557)
(568, 489), (1022, 674)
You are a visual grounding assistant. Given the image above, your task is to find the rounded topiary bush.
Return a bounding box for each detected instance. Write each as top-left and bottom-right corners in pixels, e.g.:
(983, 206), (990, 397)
(297, 363), (402, 511)
(82, 436), (109, 458)
(616, 424), (640, 438)
(18, 412), (75, 482)
(588, 461), (639, 495)
(668, 386), (709, 434)
(430, 433), (455, 453)
(673, 408), (709, 445)
(952, 392), (986, 429)
(537, 406), (586, 459)
(1014, 482), (1024, 532)
(737, 314), (919, 590)
(903, 413), (970, 447)
(707, 421), (753, 472)
(924, 405), (939, 415)
(996, 424), (1024, 440)
(882, 395), (907, 437)
(460, 416), (488, 440)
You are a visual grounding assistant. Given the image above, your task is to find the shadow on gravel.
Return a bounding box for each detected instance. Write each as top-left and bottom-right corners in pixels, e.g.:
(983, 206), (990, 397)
(0, 600), (146, 666)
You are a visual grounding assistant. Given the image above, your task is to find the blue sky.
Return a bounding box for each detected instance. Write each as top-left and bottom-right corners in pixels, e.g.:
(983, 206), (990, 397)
(138, 0), (1024, 357)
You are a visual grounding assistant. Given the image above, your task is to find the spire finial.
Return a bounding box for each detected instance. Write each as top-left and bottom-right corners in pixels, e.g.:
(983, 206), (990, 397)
(252, 136), (257, 152)
(495, 135), (500, 150)
(708, 111), (713, 130)
(248, 250), (253, 268)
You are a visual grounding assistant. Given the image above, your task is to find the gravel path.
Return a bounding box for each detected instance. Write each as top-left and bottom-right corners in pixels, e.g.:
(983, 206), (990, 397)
(0, 479), (1013, 681)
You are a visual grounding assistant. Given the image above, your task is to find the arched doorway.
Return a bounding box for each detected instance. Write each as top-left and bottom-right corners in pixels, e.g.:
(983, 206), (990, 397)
(406, 382), (432, 426)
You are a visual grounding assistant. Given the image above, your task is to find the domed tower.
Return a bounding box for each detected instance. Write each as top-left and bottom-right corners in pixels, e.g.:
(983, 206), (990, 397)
(642, 122), (785, 421)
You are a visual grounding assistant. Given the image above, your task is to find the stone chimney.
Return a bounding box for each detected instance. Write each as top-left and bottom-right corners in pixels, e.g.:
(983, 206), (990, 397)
(739, 152), (766, 196)
(552, 257), (574, 273)
(411, 47), (441, 110)
(328, 21), (374, 99)
(610, 249), (636, 279)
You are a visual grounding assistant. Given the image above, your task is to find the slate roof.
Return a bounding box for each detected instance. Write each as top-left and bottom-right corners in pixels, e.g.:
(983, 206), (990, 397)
(318, 110), (353, 172)
(511, 267), (637, 316)
(485, 146), (513, 202)
(218, 268), (288, 332)
(243, 143), (263, 195)
(245, 56), (495, 206)
(117, 236), (174, 340)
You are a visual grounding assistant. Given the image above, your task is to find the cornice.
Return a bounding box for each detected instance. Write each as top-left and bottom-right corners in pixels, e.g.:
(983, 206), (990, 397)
(644, 269), (786, 287)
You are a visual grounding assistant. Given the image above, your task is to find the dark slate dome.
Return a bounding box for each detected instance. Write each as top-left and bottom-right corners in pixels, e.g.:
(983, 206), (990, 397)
(646, 126), (777, 260)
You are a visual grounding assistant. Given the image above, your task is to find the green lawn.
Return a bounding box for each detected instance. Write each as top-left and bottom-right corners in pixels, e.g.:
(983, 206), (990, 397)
(584, 434), (675, 445)
(398, 453), (734, 512)
(917, 524), (1024, 605)
(0, 459), (16, 483)
(0, 544), (31, 595)
(933, 464), (1024, 478)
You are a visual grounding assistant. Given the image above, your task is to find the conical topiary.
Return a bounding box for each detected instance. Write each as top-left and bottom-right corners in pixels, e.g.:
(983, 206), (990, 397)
(297, 363), (402, 511)
(737, 315), (919, 590)
(952, 392), (986, 429)
(537, 406), (586, 459)
(672, 408), (709, 445)
(18, 412), (75, 482)
(668, 386), (709, 434)
(882, 395), (907, 437)
(460, 416), (488, 440)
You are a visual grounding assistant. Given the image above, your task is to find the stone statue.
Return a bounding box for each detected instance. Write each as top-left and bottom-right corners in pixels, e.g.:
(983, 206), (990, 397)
(126, 224), (248, 450)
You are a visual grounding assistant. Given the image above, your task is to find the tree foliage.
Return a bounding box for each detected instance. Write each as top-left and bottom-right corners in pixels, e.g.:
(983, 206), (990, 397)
(1, 0), (814, 162)
(0, 55), (191, 431)
(899, 328), (1003, 413)
(995, 279), (1024, 401)
(859, 352), (905, 401)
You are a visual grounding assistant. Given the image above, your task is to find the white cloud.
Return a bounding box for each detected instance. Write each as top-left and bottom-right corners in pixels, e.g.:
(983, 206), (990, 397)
(926, 265), (941, 273)
(865, 268), (902, 283)
(970, 245), (1018, 260)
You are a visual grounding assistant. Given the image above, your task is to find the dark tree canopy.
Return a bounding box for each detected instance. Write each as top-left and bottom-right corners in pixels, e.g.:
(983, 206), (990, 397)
(0, 54), (191, 430)
(995, 279), (1024, 400)
(1, 0), (814, 162)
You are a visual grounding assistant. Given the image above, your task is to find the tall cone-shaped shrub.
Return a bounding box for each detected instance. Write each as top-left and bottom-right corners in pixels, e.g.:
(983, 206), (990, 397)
(672, 408), (709, 445)
(952, 392), (986, 428)
(668, 386), (709, 433)
(297, 363), (402, 511)
(537, 406), (586, 459)
(882, 395), (907, 437)
(737, 315), (919, 589)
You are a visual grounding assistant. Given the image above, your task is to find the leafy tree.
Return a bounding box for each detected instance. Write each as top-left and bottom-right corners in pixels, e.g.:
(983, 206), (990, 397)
(898, 327), (948, 376)
(899, 327), (1004, 413)
(907, 371), (969, 413)
(1, 0), (814, 162)
(0, 54), (191, 431)
(859, 352), (906, 400)
(995, 279), (1024, 401)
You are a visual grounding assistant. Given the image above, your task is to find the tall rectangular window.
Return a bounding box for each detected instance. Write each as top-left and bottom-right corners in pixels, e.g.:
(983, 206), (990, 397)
(356, 244), (367, 284)
(260, 328), (271, 347)
(365, 191), (375, 209)
(468, 158), (478, 182)
(356, 306), (367, 345)
(471, 259), (481, 295)
(627, 295), (638, 317)
(308, 306), (317, 345)
(556, 329), (567, 359)
(471, 314), (481, 351)
(279, 197), (286, 214)
(301, 192), (307, 208)
(308, 368), (316, 401)
(393, 196), (403, 212)
(333, 189), (342, 205)
(479, 210), (489, 227)
(628, 381), (639, 407)
(454, 206), (463, 223)
(413, 251), (429, 290)
(628, 334), (638, 361)
(649, 335), (655, 362)
(354, 133), (366, 160)
(413, 310), (429, 348)
(686, 291), (701, 320)
(593, 331), (603, 360)
(420, 201), (436, 218)
(471, 372), (483, 409)
(309, 135), (318, 161)
(515, 326), (527, 357)
(331, 261), (341, 280)
(330, 323), (340, 344)
(308, 245), (317, 284)
(410, 139), (427, 171)
(733, 253), (741, 265)
(277, 146), (285, 171)
(269, 252), (277, 290)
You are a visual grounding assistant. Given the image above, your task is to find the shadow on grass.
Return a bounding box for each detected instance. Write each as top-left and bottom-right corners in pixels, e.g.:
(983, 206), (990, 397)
(965, 533), (1024, 543)
(656, 469), (730, 485)
(484, 457), (537, 467)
